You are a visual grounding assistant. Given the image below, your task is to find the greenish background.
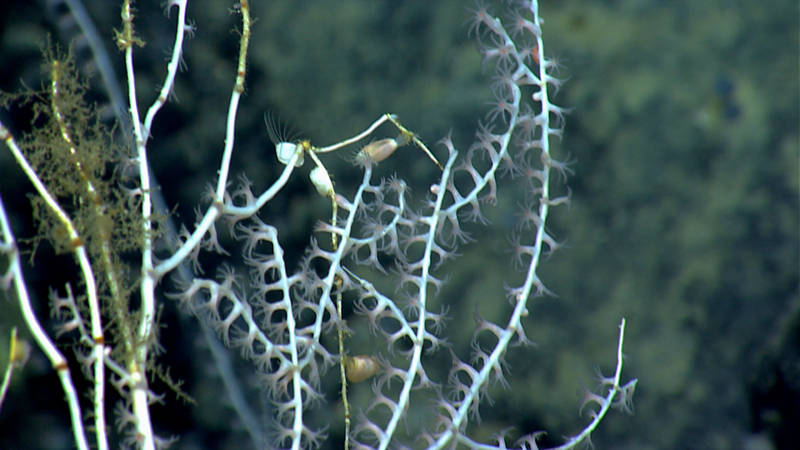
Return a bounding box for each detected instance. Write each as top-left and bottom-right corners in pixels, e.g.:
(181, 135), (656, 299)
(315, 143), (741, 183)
(0, 0), (797, 448)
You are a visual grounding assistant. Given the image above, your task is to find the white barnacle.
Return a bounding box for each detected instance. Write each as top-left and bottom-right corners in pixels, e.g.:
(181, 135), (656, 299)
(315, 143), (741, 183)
(275, 141), (303, 167)
(265, 112), (304, 167)
(310, 166), (334, 197)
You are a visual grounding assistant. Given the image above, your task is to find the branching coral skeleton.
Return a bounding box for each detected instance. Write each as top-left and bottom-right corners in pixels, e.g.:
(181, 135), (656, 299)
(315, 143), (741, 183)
(0, 1), (636, 449)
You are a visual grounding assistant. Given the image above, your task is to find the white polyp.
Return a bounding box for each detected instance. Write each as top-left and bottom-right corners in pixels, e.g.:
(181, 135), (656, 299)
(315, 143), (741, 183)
(275, 141), (303, 167)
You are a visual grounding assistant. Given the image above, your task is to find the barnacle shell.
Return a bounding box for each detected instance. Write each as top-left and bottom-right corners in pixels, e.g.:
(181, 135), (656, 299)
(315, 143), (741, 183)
(310, 166), (334, 197)
(360, 138), (398, 163)
(344, 355), (379, 383)
(276, 141), (304, 167)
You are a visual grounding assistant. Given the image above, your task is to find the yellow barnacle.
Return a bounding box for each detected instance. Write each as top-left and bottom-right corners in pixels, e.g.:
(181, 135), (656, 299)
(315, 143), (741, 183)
(344, 355), (379, 383)
(9, 328), (31, 367)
